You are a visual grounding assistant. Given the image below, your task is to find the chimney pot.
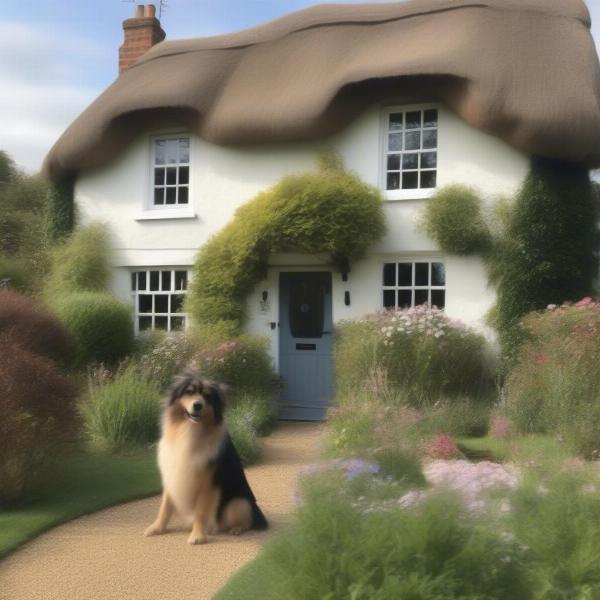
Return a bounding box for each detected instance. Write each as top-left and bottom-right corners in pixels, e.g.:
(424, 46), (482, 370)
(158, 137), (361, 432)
(119, 4), (166, 74)
(135, 5), (144, 18)
(145, 4), (156, 18)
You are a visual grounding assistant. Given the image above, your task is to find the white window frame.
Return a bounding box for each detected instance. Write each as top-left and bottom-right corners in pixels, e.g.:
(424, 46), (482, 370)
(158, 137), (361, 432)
(381, 259), (446, 309)
(380, 103), (439, 201)
(131, 267), (190, 333)
(136, 133), (196, 220)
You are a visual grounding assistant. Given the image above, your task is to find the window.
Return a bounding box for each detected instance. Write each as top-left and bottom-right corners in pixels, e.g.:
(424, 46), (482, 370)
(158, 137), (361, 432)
(152, 137), (190, 207)
(384, 108), (438, 192)
(382, 261), (446, 309)
(131, 269), (189, 332)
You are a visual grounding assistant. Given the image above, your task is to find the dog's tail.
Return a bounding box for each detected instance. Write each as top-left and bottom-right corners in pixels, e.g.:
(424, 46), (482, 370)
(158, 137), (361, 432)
(251, 503), (268, 530)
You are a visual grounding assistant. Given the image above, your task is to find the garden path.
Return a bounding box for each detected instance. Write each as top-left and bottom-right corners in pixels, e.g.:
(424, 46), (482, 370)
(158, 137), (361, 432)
(0, 422), (324, 600)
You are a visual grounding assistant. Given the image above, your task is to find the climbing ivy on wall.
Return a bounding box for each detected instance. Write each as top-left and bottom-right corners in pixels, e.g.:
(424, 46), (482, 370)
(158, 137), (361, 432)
(185, 154), (387, 331)
(46, 176), (75, 243)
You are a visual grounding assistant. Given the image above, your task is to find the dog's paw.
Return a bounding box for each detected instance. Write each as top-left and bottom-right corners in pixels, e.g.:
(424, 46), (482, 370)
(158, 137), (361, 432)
(144, 524), (164, 537)
(187, 533), (207, 545)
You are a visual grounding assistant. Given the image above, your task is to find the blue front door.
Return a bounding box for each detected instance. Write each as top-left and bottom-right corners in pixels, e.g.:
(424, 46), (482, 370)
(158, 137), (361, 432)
(279, 272), (333, 420)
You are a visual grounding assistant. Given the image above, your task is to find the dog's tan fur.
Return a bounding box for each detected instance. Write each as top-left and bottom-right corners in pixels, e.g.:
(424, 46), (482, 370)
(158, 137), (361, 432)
(144, 380), (253, 544)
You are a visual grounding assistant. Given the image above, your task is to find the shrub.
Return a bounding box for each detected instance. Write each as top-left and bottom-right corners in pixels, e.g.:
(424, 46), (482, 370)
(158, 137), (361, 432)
(503, 299), (600, 458)
(490, 158), (597, 364)
(46, 176), (75, 243)
(79, 366), (161, 451)
(45, 223), (110, 297)
(190, 334), (275, 398)
(0, 290), (73, 363)
(220, 474), (532, 599)
(186, 152), (386, 330)
(0, 255), (29, 292)
(421, 184), (491, 254)
(53, 292), (134, 367)
(335, 306), (495, 406)
(0, 336), (76, 503)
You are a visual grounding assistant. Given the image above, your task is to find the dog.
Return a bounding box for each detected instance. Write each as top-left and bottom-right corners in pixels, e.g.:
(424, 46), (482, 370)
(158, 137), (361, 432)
(144, 370), (268, 544)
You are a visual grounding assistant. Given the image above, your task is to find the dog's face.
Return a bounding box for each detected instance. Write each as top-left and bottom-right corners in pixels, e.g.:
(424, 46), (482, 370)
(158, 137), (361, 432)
(168, 371), (225, 427)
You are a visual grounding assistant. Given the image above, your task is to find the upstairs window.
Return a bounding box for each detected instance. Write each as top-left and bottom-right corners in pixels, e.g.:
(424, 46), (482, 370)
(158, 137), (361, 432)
(152, 137), (190, 207)
(384, 108), (438, 192)
(382, 261), (446, 309)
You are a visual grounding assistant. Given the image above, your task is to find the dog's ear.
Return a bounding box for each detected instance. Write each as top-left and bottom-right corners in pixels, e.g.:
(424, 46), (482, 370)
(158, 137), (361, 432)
(216, 383), (229, 405)
(168, 370), (197, 405)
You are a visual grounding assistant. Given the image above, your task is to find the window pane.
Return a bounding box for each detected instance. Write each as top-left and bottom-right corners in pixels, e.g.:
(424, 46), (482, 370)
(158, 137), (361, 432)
(387, 172), (400, 190)
(424, 109), (438, 128)
(138, 271), (147, 291)
(178, 138), (190, 163)
(383, 263), (396, 286)
(154, 188), (165, 205)
(402, 153), (418, 170)
(389, 113), (403, 130)
(166, 187), (176, 204)
(383, 289), (396, 309)
(154, 140), (166, 165)
(415, 289), (429, 306)
(150, 270), (159, 291)
(166, 167), (177, 185)
(387, 155), (400, 170)
(415, 263), (429, 286)
(155, 316), (168, 330)
(138, 294), (152, 313)
(179, 166), (189, 185)
(139, 316), (152, 331)
(388, 133), (402, 151)
(166, 139), (178, 164)
(175, 271), (188, 290)
(171, 316), (185, 331)
(432, 262), (446, 286)
(431, 290), (446, 309)
(161, 270), (171, 291)
(423, 130), (437, 149)
(398, 263), (412, 286)
(402, 172), (418, 189)
(131, 272), (136, 291)
(154, 168), (165, 185)
(178, 187), (189, 204)
(289, 278), (324, 339)
(405, 111), (421, 129)
(421, 152), (437, 169)
(171, 294), (185, 313)
(421, 171), (437, 189)
(405, 131), (421, 150)
(155, 295), (168, 313)
(398, 290), (412, 308)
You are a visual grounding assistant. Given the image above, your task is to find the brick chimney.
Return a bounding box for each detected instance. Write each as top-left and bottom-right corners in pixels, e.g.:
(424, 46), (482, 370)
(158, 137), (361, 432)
(119, 4), (166, 74)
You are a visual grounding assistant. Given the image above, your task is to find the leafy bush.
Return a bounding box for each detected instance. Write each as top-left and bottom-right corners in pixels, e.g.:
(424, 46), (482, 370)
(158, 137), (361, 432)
(227, 417), (261, 466)
(187, 152), (386, 330)
(503, 299), (600, 458)
(0, 255), (29, 292)
(45, 223), (110, 297)
(0, 290), (72, 363)
(79, 366), (161, 451)
(0, 336), (76, 503)
(53, 292), (134, 367)
(46, 176), (75, 243)
(190, 335), (276, 398)
(218, 473), (531, 600)
(421, 184), (491, 254)
(335, 306), (495, 406)
(489, 158), (597, 364)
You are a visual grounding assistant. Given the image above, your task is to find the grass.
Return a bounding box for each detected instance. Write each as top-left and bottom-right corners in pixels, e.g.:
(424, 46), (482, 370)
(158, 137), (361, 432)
(0, 447), (160, 559)
(458, 435), (569, 464)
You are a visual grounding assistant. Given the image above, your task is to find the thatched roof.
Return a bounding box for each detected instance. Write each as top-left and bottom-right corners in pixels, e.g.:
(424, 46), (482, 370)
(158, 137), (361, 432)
(44, 0), (600, 179)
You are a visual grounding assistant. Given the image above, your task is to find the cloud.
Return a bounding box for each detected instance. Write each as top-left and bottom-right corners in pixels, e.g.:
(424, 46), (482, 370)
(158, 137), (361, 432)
(0, 21), (104, 173)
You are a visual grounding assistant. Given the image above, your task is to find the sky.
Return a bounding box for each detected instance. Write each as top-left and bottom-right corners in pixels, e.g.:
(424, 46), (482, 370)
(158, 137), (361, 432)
(2, 0), (600, 173)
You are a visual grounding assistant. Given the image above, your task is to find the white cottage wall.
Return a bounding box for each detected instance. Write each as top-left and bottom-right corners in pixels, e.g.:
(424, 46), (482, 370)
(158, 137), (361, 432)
(75, 103), (529, 360)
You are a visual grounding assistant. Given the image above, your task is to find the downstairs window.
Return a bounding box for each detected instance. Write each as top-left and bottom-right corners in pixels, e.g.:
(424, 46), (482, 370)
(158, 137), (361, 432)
(382, 261), (446, 309)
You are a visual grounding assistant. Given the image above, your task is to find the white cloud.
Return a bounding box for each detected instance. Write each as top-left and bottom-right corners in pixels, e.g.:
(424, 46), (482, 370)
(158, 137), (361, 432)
(0, 21), (104, 173)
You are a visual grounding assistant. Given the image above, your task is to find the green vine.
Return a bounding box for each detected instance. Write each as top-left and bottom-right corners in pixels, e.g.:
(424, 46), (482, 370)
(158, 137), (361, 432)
(186, 153), (387, 331)
(46, 176), (75, 243)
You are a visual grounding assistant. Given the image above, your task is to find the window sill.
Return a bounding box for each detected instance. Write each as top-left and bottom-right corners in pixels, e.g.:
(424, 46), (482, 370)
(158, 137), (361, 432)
(384, 188), (436, 202)
(135, 209), (197, 221)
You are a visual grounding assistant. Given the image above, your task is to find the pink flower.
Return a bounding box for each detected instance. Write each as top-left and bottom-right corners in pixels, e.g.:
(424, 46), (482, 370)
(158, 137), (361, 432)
(546, 304), (557, 311)
(576, 297), (593, 307)
(489, 416), (513, 440)
(425, 434), (460, 460)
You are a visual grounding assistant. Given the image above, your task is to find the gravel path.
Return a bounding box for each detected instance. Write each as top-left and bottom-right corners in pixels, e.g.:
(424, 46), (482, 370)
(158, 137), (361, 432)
(0, 422), (323, 600)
